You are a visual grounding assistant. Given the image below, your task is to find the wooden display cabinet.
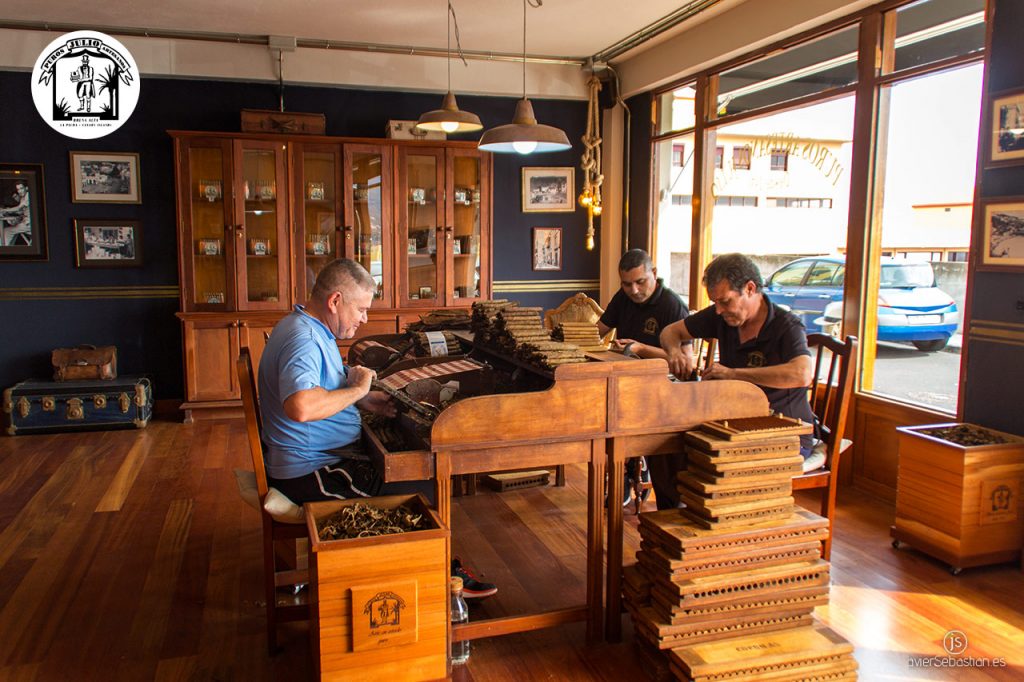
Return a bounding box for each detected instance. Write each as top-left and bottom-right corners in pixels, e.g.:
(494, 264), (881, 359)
(171, 131), (491, 421)
(396, 145), (491, 308)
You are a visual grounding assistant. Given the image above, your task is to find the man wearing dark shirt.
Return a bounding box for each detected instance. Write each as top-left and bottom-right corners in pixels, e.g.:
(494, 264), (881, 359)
(661, 253), (815, 457)
(598, 249), (692, 509)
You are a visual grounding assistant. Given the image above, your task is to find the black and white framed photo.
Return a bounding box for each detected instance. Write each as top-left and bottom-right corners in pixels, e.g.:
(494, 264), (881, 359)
(979, 198), (1024, 271)
(522, 167), (574, 213)
(70, 151), (141, 203)
(532, 227), (562, 271)
(74, 219), (142, 267)
(0, 163), (48, 260)
(986, 88), (1024, 167)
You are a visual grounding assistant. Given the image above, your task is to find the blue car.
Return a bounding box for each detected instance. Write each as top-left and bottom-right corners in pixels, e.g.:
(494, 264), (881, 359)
(764, 256), (959, 352)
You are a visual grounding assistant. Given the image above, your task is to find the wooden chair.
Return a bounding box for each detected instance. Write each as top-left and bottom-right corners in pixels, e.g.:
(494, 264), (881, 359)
(793, 334), (858, 561)
(236, 347), (310, 654)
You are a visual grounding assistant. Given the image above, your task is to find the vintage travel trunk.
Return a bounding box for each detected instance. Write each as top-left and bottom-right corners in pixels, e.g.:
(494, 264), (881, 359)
(3, 376), (152, 435)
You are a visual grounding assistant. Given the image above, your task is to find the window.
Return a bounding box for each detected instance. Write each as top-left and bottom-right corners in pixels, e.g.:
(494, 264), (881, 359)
(672, 143), (686, 167)
(652, 134), (696, 298)
(805, 261), (843, 286)
(768, 261), (812, 286)
(770, 149), (789, 171)
(770, 197), (834, 208)
(732, 146), (751, 170)
(655, 84), (697, 135)
(671, 194), (692, 206)
(715, 146), (724, 169)
(714, 195), (758, 207)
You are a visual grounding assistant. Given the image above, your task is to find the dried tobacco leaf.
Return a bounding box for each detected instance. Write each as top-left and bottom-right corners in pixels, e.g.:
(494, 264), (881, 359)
(920, 424), (1008, 446)
(317, 502), (427, 541)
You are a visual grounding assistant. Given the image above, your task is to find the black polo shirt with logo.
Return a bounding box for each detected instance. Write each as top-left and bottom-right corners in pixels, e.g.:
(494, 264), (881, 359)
(684, 295), (815, 450)
(599, 279), (689, 348)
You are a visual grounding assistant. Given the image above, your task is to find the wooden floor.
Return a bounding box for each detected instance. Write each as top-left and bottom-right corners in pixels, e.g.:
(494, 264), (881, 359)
(0, 419), (1022, 681)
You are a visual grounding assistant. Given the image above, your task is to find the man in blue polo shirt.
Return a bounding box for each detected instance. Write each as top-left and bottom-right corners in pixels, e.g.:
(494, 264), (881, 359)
(258, 259), (496, 597)
(598, 249), (693, 510)
(660, 253), (816, 460)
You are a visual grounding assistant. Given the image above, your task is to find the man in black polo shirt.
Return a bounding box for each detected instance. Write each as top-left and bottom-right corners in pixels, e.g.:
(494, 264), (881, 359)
(598, 249), (692, 509)
(661, 253), (815, 459)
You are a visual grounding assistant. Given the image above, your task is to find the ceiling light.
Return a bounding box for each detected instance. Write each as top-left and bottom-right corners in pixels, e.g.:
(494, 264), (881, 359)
(478, 0), (570, 154)
(416, 2), (482, 134)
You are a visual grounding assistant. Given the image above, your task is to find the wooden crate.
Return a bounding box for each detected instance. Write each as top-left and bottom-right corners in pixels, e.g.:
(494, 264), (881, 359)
(892, 423), (1024, 572)
(306, 494), (449, 681)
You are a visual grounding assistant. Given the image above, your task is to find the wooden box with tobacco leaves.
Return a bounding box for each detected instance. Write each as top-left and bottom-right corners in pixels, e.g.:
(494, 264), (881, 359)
(305, 494), (449, 681)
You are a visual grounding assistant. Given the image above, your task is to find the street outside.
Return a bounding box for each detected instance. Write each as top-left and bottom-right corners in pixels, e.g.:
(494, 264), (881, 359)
(869, 340), (961, 413)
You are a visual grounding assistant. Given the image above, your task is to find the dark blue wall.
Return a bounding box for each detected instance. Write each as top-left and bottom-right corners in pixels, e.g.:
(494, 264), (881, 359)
(963, 0), (1024, 434)
(0, 71), (593, 400)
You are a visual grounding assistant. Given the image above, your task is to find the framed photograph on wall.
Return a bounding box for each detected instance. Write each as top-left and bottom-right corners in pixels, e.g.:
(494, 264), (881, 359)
(986, 88), (1024, 167)
(0, 163), (48, 260)
(74, 219), (142, 267)
(522, 167), (574, 212)
(979, 198), (1024, 270)
(70, 151), (141, 203)
(532, 227), (562, 271)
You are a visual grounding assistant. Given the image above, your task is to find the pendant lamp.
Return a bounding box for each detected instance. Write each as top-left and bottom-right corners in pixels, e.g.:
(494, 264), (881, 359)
(478, 0), (570, 154)
(416, 1), (482, 134)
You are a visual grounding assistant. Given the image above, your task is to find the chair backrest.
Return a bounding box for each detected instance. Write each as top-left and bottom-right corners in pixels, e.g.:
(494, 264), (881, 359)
(806, 334), (858, 468)
(544, 292), (613, 343)
(237, 347), (270, 498)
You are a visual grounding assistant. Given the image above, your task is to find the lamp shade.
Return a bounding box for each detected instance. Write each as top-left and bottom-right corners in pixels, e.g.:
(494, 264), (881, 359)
(416, 91), (483, 133)
(478, 98), (571, 154)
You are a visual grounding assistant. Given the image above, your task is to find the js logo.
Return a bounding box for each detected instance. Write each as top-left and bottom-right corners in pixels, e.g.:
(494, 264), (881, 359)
(943, 630), (968, 656)
(31, 31), (140, 139)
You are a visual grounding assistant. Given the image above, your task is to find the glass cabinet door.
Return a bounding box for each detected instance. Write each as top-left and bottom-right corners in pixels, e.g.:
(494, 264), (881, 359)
(450, 150), (486, 303)
(299, 146), (341, 299)
(184, 139), (233, 310)
(236, 141), (288, 311)
(345, 145), (392, 306)
(398, 148), (444, 306)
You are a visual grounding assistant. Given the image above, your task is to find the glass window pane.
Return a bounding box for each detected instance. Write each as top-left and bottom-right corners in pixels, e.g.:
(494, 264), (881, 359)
(302, 151), (337, 291)
(189, 145), (228, 307)
(351, 151), (385, 299)
(652, 133), (695, 300)
(655, 85), (697, 136)
(867, 63), (981, 413)
(711, 97), (854, 333)
(717, 25), (859, 118)
(405, 154), (439, 301)
(242, 149), (281, 304)
(888, 0), (985, 74)
(453, 155), (483, 300)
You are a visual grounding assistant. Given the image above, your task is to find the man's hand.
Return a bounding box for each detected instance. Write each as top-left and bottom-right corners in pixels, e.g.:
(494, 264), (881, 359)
(665, 346), (694, 379)
(346, 365), (376, 398)
(700, 362), (735, 381)
(357, 390), (397, 417)
(612, 337), (636, 351)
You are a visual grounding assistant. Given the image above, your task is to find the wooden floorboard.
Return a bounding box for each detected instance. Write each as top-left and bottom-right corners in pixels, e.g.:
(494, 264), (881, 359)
(0, 419), (1021, 680)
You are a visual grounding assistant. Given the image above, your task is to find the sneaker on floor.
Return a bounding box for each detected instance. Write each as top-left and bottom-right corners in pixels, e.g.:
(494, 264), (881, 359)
(451, 558), (498, 599)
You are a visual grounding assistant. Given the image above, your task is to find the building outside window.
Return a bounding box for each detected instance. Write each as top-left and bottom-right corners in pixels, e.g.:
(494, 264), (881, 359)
(732, 146), (751, 170)
(770, 149), (789, 170)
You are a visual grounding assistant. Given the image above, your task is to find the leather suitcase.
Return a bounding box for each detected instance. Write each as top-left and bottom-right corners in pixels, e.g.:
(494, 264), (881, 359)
(3, 376), (152, 435)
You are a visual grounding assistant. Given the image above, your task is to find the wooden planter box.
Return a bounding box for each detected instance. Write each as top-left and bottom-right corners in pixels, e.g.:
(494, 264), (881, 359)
(306, 494), (449, 681)
(892, 422), (1024, 573)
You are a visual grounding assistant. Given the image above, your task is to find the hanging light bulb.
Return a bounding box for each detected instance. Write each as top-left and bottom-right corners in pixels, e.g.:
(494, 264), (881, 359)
(416, 2), (482, 134)
(592, 203), (602, 216)
(478, 0), (570, 154)
(585, 228), (595, 251)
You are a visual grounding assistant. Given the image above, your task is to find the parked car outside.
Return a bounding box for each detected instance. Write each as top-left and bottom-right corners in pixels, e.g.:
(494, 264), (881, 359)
(764, 256), (959, 352)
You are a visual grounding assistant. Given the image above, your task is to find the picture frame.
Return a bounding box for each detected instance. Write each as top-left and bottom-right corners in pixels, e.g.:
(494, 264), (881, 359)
(197, 238), (222, 256)
(69, 151), (141, 203)
(419, 286), (434, 298)
(0, 163), (48, 260)
(532, 226), (562, 271)
(74, 219), (142, 268)
(986, 88), (1024, 167)
(248, 238), (272, 256)
(522, 167), (575, 213)
(408, 238), (418, 255)
(978, 198), (1024, 270)
(198, 179), (222, 202)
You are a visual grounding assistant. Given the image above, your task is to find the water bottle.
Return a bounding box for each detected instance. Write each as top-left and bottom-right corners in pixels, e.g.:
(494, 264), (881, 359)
(450, 576), (470, 666)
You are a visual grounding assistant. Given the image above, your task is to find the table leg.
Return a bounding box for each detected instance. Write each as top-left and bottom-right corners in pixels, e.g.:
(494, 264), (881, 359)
(605, 440), (626, 642)
(587, 438), (606, 642)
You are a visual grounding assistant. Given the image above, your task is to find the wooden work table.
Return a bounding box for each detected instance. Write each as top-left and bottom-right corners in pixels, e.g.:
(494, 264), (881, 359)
(361, 336), (768, 644)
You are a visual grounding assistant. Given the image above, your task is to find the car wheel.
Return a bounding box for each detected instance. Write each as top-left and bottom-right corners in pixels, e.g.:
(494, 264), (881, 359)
(912, 339), (948, 352)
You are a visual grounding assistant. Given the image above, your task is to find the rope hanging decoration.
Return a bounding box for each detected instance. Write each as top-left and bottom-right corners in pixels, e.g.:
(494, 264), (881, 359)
(579, 75), (604, 250)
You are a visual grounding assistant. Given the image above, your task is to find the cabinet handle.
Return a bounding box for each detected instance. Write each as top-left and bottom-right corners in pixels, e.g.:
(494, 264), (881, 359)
(344, 225), (353, 240)
(445, 226), (454, 240)
(234, 224), (244, 238)
(239, 321), (249, 328)
(229, 321), (239, 328)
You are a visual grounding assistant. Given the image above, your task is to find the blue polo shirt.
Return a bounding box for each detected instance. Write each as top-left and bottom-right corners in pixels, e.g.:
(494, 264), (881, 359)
(258, 306), (362, 479)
